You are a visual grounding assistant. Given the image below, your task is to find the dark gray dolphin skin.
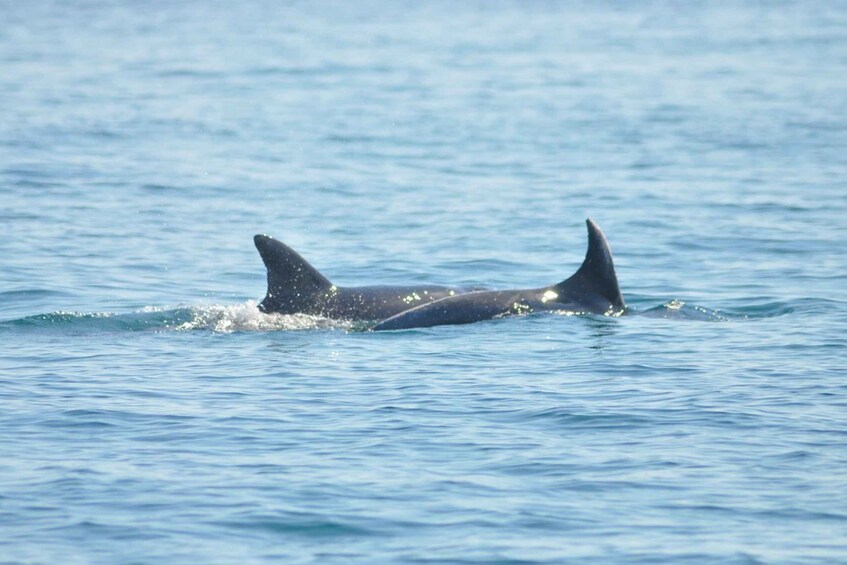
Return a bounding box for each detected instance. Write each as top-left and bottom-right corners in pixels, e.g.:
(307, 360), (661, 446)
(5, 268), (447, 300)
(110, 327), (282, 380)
(371, 218), (625, 331)
(254, 235), (473, 320)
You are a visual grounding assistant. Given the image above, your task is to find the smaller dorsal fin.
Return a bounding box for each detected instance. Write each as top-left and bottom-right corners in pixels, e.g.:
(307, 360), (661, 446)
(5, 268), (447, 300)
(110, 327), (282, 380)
(254, 235), (332, 313)
(553, 219), (625, 313)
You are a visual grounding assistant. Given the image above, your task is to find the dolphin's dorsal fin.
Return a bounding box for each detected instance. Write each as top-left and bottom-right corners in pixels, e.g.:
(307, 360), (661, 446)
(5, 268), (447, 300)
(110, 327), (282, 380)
(254, 235), (332, 313)
(552, 219), (625, 313)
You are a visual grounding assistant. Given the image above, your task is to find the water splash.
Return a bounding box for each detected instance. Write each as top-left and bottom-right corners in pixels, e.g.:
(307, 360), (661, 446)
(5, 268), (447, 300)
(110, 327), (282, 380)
(0, 301), (349, 334)
(172, 302), (348, 333)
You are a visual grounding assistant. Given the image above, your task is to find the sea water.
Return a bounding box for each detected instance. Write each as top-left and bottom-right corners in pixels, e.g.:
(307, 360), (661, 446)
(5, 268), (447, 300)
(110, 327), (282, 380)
(2, 1), (846, 562)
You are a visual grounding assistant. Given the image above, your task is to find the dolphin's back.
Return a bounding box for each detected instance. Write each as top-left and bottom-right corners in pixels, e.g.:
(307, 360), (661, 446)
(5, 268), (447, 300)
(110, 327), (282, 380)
(371, 291), (522, 331)
(254, 235), (473, 319)
(371, 219), (625, 331)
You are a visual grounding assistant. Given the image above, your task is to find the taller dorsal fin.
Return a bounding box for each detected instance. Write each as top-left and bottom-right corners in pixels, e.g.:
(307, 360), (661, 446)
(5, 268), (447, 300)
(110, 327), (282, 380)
(552, 219), (625, 313)
(254, 235), (333, 313)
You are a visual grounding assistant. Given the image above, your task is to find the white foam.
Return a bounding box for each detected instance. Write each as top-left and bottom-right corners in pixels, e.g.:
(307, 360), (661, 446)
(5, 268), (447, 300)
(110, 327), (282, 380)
(175, 301), (350, 333)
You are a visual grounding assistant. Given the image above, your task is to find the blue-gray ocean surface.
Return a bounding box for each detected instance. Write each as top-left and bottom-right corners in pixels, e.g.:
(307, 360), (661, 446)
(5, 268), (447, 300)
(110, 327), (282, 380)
(2, 1), (846, 563)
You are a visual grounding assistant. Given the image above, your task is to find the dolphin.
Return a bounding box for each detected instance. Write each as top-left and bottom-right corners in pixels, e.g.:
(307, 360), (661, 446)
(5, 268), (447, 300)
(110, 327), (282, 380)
(254, 235), (476, 320)
(371, 218), (625, 331)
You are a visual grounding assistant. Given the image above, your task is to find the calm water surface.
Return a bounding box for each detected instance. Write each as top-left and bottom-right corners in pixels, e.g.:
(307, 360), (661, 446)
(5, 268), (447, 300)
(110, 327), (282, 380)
(2, 1), (847, 562)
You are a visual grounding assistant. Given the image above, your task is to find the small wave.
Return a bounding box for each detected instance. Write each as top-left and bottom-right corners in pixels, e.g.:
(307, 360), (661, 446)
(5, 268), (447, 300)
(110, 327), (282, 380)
(0, 288), (73, 301)
(0, 302), (349, 334)
(1, 297), (806, 335)
(637, 299), (732, 321)
(211, 515), (376, 537)
(636, 298), (800, 321)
